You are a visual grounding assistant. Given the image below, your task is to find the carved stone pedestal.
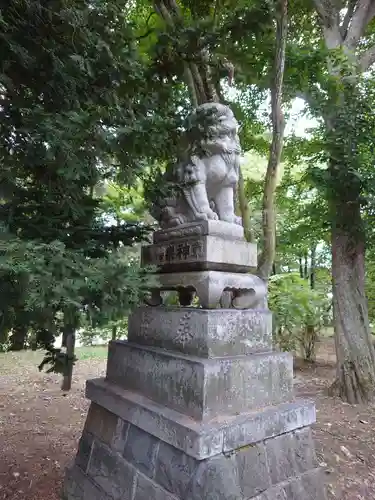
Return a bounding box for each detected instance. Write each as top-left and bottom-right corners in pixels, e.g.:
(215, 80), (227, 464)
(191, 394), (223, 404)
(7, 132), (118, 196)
(62, 221), (326, 500)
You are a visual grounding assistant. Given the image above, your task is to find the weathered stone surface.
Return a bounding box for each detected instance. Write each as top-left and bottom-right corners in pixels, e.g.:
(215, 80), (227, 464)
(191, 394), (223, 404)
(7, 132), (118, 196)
(236, 443), (271, 497)
(128, 307), (272, 357)
(253, 468), (326, 500)
(75, 432), (93, 473)
(150, 270), (267, 309)
(86, 377), (316, 460)
(134, 472), (179, 500)
(106, 341), (293, 420)
(84, 403), (125, 450)
(123, 424), (159, 478)
(265, 427), (318, 485)
(111, 419), (129, 454)
(266, 433), (297, 484)
(153, 220), (245, 244)
(300, 467), (327, 499)
(106, 341), (205, 419)
(188, 454), (241, 500)
(293, 427), (318, 474)
(155, 441), (198, 497)
(142, 234), (257, 273)
(64, 406), (324, 500)
(87, 440), (136, 499)
(63, 466), (111, 500)
(223, 401), (316, 452)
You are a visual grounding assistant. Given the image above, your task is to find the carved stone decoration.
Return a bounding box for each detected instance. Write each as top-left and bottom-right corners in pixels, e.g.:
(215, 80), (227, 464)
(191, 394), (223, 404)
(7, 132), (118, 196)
(142, 232), (257, 273)
(151, 103), (243, 229)
(175, 310), (195, 343)
(149, 271), (267, 309)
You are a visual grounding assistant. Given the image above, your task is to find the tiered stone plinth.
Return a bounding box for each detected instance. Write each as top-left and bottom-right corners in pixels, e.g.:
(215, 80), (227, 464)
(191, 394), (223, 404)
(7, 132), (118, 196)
(63, 221), (326, 500)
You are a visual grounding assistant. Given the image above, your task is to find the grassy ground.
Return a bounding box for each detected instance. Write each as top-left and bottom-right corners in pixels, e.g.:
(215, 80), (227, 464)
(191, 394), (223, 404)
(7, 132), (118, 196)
(0, 340), (374, 500)
(0, 346), (108, 376)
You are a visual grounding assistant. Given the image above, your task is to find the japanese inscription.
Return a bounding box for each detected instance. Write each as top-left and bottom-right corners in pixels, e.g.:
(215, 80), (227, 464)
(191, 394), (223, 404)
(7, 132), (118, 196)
(142, 238), (205, 266)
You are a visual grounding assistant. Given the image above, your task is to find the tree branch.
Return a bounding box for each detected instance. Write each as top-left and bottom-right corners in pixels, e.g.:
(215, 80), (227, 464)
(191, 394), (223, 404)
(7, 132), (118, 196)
(313, 0), (342, 48)
(345, 0), (374, 49)
(154, 0), (201, 106)
(368, 0), (375, 20)
(341, 0), (358, 38)
(359, 43), (375, 70)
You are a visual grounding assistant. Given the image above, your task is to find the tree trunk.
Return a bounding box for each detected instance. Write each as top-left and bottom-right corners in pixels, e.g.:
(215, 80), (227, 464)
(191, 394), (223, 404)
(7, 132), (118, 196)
(310, 244), (316, 289)
(112, 325), (117, 341)
(302, 324), (317, 363)
(61, 309), (78, 392)
(299, 256), (303, 278)
(237, 167), (254, 242)
(154, 0), (200, 106)
(154, 0), (218, 106)
(311, 0), (375, 404)
(257, 0), (288, 279)
(304, 252), (308, 279)
(330, 202), (375, 403)
(61, 329), (75, 391)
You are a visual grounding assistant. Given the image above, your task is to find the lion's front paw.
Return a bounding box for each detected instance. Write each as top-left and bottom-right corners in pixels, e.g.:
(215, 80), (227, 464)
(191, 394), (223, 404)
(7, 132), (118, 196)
(207, 209), (219, 220)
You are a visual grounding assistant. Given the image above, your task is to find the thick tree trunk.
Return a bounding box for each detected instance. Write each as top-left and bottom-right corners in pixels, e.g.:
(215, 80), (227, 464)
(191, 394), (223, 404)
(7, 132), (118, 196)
(330, 203), (375, 403)
(311, 0), (375, 404)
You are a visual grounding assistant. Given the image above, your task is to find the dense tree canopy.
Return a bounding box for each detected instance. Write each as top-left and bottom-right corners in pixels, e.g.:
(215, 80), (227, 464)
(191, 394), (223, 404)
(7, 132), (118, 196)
(0, 0), (183, 382)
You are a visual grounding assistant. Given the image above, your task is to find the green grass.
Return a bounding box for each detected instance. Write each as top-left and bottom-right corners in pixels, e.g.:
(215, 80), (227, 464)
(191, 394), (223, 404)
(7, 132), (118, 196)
(76, 345), (108, 360)
(0, 345), (108, 375)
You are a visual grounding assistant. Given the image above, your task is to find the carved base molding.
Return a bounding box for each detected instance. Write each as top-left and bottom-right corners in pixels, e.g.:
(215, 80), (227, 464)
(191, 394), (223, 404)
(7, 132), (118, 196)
(145, 270), (266, 309)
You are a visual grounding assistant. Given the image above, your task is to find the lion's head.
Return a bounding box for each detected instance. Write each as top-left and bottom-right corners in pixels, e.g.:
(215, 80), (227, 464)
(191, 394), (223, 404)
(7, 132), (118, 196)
(174, 103), (241, 185)
(185, 103), (241, 157)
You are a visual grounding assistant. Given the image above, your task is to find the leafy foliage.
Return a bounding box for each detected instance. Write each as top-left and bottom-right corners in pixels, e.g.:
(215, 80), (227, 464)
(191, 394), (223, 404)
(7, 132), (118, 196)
(0, 0), (178, 379)
(269, 273), (331, 361)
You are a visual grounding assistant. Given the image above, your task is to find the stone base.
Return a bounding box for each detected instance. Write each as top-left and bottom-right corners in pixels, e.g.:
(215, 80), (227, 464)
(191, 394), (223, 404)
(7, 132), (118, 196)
(86, 378), (315, 459)
(142, 233), (257, 273)
(105, 342), (294, 421)
(63, 398), (326, 500)
(128, 306), (273, 357)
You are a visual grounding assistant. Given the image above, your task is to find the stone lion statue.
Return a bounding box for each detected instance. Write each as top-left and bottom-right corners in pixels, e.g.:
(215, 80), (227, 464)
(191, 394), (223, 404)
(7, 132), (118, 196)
(151, 103), (242, 228)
